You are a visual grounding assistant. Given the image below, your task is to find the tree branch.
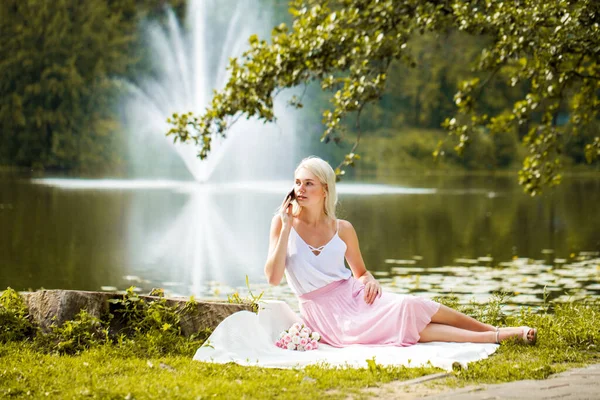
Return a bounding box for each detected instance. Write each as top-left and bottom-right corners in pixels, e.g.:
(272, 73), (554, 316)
(571, 71), (600, 81)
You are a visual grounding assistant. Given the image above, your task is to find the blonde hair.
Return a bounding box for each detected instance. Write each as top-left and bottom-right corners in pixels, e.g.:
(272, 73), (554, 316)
(291, 156), (337, 218)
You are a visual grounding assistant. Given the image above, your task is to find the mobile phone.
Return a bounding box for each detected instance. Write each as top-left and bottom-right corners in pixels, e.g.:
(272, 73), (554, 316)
(286, 188), (296, 202)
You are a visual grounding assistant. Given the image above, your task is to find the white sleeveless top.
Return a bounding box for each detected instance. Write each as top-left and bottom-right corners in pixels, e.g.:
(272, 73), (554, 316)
(284, 221), (352, 295)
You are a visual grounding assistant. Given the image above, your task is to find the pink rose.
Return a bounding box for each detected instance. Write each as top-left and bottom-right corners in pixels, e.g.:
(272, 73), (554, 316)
(283, 335), (292, 344)
(311, 340), (318, 348)
(299, 338), (308, 346)
(305, 342), (314, 351)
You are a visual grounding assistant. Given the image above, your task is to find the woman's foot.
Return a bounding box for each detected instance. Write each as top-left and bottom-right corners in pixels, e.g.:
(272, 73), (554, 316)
(495, 326), (537, 345)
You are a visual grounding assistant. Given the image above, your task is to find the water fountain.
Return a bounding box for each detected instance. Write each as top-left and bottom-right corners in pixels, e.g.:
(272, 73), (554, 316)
(117, 0), (300, 295)
(122, 0), (297, 182)
(28, 0), (438, 297)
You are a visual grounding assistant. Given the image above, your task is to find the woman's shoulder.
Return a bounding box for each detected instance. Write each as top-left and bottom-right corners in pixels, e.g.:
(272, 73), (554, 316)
(270, 214), (283, 232)
(336, 219), (355, 234)
(270, 214), (296, 232)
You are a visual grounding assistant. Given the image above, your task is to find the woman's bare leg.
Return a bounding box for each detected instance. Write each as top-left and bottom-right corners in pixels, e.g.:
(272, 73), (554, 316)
(419, 323), (493, 343)
(430, 305), (496, 332)
(428, 305), (537, 342)
(419, 323), (527, 343)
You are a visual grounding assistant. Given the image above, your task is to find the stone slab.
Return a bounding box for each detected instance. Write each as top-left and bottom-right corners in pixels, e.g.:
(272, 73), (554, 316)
(21, 289), (253, 336)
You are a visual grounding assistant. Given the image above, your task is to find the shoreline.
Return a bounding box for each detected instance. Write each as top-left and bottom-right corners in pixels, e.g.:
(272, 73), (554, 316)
(1, 288), (599, 398)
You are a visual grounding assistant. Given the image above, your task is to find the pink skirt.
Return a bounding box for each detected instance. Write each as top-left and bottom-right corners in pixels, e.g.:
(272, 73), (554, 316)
(298, 277), (440, 347)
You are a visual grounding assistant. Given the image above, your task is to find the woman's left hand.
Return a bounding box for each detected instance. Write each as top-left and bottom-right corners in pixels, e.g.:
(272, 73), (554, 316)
(364, 280), (382, 305)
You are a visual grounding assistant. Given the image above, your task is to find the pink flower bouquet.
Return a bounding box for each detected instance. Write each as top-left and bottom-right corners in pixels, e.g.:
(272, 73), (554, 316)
(275, 322), (321, 351)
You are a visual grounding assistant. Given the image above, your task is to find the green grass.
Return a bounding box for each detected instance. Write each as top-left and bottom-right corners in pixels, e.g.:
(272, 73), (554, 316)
(0, 342), (438, 399)
(429, 296), (600, 389)
(1, 290), (599, 399)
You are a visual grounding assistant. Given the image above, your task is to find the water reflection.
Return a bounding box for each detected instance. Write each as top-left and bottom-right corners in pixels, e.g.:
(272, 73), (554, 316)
(26, 179), (437, 296)
(126, 182), (279, 295)
(1, 174), (599, 310)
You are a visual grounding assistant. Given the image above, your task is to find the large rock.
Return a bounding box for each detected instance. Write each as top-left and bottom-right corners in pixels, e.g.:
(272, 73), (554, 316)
(22, 290), (111, 332)
(163, 298), (254, 336)
(21, 290), (253, 336)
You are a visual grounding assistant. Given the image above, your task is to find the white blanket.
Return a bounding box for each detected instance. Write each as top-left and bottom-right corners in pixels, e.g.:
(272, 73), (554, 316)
(193, 300), (498, 371)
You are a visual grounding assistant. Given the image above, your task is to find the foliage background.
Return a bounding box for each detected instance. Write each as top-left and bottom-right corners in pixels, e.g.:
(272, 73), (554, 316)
(0, 0), (185, 174)
(1, 0), (598, 180)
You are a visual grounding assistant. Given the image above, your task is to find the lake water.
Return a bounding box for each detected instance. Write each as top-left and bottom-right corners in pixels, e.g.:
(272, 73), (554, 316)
(1, 172), (598, 310)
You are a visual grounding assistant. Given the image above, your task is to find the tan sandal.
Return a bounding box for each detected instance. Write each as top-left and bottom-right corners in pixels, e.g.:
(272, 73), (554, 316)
(521, 326), (537, 345)
(495, 326), (537, 345)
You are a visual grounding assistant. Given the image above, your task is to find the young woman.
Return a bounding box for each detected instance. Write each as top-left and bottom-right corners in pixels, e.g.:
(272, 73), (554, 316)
(264, 156), (537, 347)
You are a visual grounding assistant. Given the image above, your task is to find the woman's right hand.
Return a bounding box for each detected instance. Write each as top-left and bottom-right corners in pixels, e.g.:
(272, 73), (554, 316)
(279, 193), (293, 228)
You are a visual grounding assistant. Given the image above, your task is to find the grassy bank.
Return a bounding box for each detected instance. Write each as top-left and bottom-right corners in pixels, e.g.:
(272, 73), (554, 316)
(0, 342), (439, 399)
(1, 290), (599, 399)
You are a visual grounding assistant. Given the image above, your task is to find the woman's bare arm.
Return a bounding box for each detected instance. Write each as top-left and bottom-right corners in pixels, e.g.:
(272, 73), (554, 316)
(338, 219), (381, 304)
(264, 215), (291, 285)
